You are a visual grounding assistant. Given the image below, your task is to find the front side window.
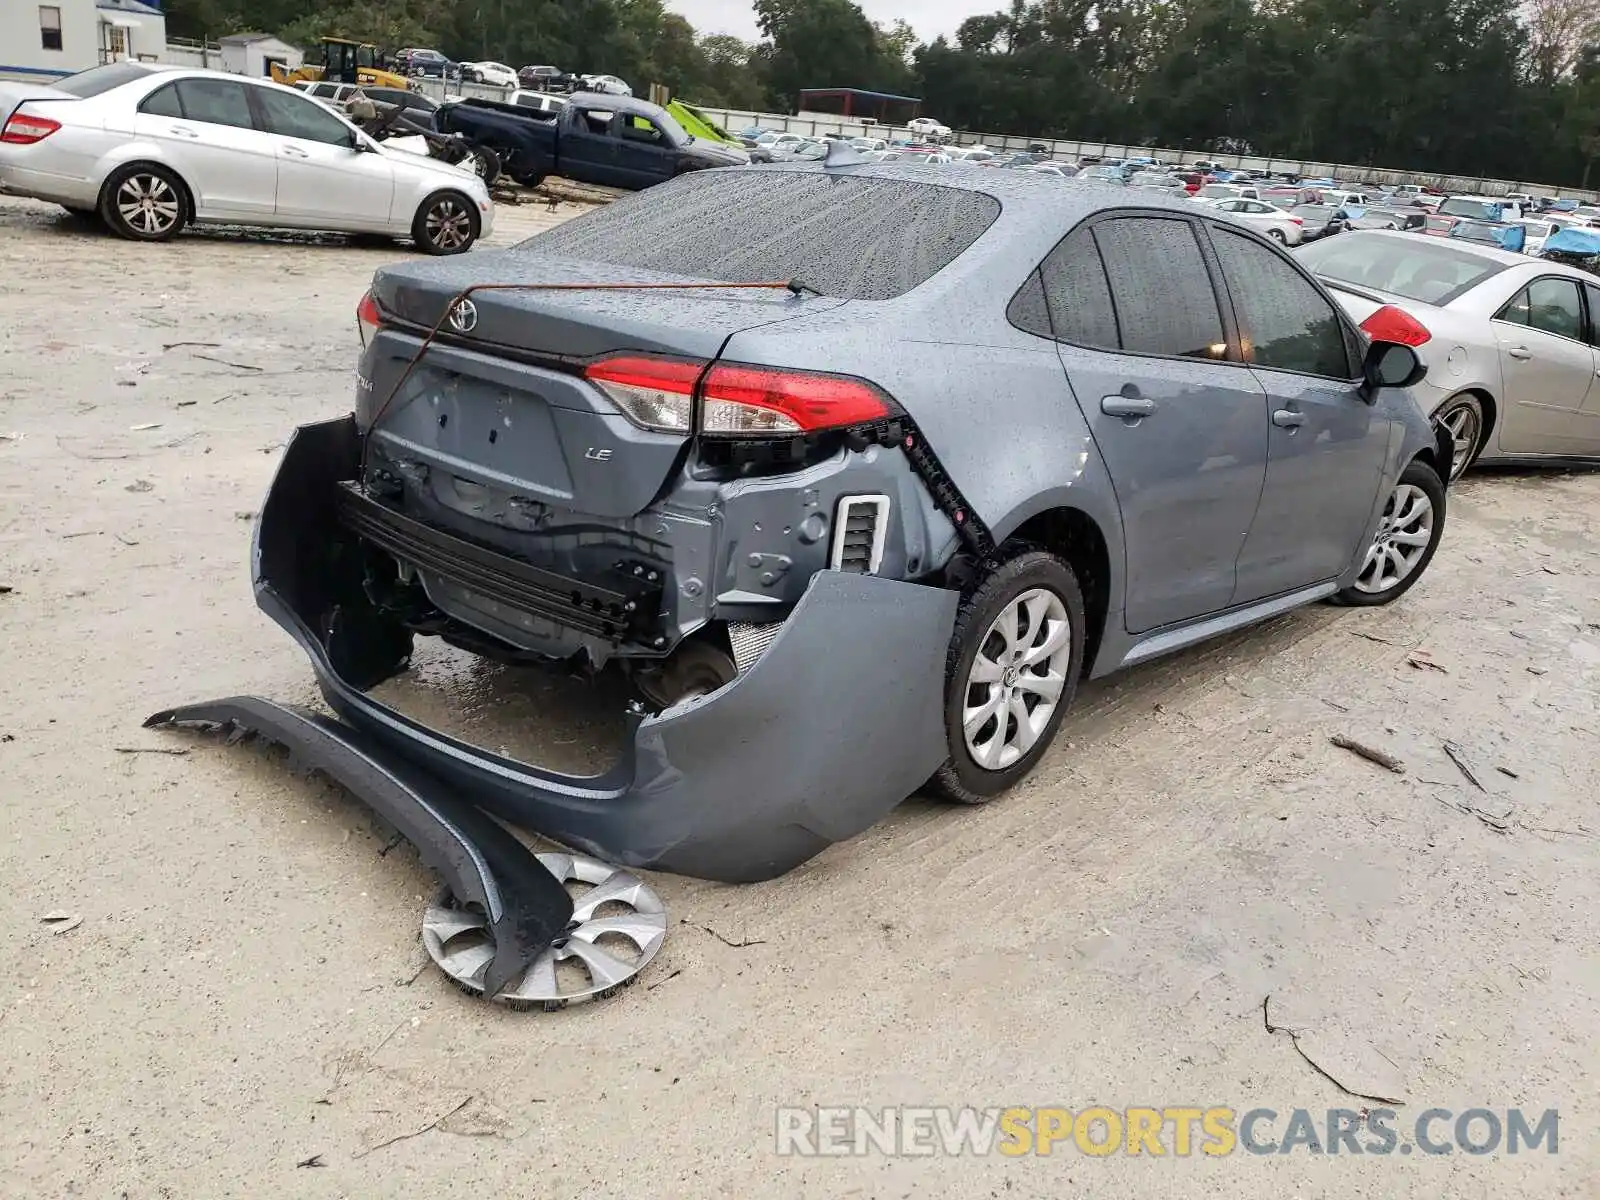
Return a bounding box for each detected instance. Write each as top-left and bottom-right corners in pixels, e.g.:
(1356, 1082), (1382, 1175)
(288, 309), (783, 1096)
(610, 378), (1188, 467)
(621, 115), (664, 144)
(253, 86), (354, 145)
(1092, 217), (1228, 359)
(1499, 277), (1584, 340)
(1211, 226), (1353, 378)
(39, 5), (62, 51)
(173, 79), (254, 130)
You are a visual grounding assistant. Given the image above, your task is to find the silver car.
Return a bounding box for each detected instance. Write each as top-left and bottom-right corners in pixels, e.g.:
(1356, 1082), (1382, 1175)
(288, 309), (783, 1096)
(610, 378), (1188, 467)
(1197, 196), (1305, 246)
(1298, 231), (1600, 477)
(0, 62), (493, 254)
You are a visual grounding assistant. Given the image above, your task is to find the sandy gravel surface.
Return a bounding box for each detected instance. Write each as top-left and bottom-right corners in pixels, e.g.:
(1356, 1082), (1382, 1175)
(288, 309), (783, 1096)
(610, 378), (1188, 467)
(0, 194), (1596, 1198)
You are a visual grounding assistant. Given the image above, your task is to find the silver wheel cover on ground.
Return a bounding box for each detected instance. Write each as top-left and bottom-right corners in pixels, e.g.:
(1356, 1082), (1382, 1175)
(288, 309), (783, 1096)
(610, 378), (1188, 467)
(1354, 481), (1434, 594)
(424, 197), (472, 249)
(1438, 403), (1479, 479)
(423, 853), (666, 1008)
(962, 586), (1073, 771)
(116, 174), (180, 235)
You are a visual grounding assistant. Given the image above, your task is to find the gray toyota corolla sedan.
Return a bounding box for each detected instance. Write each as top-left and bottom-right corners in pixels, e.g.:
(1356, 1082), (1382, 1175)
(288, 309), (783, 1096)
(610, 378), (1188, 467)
(184, 157), (1451, 882)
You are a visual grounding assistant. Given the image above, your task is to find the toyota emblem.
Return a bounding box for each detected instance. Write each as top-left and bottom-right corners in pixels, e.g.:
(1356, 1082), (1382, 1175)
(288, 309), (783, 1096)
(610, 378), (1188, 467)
(447, 297), (478, 333)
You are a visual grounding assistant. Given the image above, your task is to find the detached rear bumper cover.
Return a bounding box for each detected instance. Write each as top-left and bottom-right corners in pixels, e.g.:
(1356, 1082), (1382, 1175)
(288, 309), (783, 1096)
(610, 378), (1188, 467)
(251, 418), (958, 882)
(143, 696), (575, 997)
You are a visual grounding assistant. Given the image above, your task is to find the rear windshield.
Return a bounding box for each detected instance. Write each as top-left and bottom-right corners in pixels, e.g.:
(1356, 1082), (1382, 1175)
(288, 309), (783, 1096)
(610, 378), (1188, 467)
(517, 172), (1002, 300)
(1296, 234), (1507, 304)
(1439, 198), (1499, 219)
(53, 62), (156, 98)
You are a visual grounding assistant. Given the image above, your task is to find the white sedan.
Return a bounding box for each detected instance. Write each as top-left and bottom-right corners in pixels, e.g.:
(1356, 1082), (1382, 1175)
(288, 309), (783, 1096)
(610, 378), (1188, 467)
(0, 62), (492, 253)
(460, 61), (518, 88)
(907, 116), (952, 142)
(1197, 196), (1305, 245)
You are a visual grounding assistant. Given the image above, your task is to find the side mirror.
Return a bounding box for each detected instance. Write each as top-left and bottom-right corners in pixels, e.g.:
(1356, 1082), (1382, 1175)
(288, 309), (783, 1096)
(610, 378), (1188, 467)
(1361, 341), (1426, 400)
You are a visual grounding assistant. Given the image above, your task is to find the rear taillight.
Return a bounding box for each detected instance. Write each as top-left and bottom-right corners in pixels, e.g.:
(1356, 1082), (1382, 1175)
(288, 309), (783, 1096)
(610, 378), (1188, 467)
(584, 355), (895, 437)
(1360, 305), (1432, 347)
(1290, 216), (1304, 224)
(356, 290), (382, 348)
(0, 111), (61, 145)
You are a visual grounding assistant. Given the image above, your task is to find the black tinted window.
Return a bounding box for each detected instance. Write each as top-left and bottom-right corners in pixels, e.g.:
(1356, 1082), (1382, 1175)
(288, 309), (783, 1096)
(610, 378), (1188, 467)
(1092, 217), (1226, 359)
(1211, 227), (1352, 378)
(139, 82), (183, 118)
(174, 79), (253, 130)
(1586, 284), (1600, 343)
(1007, 270), (1051, 338)
(54, 62), (156, 98)
(253, 86), (353, 144)
(520, 173), (1001, 301)
(1038, 228), (1118, 348)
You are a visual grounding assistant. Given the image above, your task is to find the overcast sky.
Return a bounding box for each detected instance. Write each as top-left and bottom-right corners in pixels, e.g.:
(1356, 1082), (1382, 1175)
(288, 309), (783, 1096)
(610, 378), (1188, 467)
(666, 0), (990, 42)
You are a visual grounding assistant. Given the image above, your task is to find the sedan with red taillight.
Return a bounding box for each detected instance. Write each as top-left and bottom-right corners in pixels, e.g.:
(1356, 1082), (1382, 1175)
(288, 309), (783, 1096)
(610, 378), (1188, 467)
(0, 61), (492, 253)
(242, 163), (1446, 882)
(1298, 229), (1600, 478)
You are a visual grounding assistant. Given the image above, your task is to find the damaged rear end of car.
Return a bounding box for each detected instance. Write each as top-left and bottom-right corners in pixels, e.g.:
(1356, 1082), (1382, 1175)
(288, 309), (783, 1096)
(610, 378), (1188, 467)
(255, 167), (1007, 880)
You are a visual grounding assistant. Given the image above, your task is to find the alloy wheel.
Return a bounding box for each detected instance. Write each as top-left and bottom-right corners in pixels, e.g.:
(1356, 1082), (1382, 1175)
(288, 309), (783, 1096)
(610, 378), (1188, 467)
(1354, 482), (1434, 594)
(1438, 403), (1480, 479)
(116, 173), (180, 236)
(962, 587), (1073, 771)
(424, 197), (472, 250)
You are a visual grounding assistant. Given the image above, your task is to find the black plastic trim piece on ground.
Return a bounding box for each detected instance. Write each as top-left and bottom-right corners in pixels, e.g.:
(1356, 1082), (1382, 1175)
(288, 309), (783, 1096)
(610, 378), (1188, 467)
(143, 696), (574, 997)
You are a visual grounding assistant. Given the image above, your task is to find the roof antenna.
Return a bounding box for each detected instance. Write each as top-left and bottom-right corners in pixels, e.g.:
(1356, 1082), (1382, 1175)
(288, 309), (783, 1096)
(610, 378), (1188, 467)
(822, 138), (871, 169)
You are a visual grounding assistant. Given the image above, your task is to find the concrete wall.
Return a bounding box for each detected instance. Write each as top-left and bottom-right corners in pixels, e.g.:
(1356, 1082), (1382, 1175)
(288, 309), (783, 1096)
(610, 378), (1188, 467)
(700, 106), (1600, 202)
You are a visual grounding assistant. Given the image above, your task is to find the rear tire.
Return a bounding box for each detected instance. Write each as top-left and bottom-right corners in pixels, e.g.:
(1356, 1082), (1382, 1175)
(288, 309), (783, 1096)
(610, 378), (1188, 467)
(99, 163), (188, 242)
(1269, 228), (1287, 243)
(1433, 393), (1484, 481)
(930, 550), (1086, 804)
(412, 190), (480, 255)
(1333, 460), (1446, 607)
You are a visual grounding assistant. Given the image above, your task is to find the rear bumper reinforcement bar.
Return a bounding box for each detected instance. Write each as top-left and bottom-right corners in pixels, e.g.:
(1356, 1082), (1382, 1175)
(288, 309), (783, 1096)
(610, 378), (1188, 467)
(143, 696), (574, 997)
(218, 416), (959, 882)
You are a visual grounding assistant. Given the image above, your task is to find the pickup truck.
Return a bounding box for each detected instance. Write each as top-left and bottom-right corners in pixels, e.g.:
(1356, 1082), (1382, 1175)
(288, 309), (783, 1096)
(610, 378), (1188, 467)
(434, 92), (748, 190)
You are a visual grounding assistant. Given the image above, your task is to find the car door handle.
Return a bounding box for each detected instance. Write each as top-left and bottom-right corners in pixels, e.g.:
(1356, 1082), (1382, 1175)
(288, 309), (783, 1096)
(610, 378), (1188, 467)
(1101, 395), (1156, 418)
(168, 125), (199, 138)
(282, 145), (309, 158)
(1507, 346), (1533, 360)
(1272, 408), (1306, 428)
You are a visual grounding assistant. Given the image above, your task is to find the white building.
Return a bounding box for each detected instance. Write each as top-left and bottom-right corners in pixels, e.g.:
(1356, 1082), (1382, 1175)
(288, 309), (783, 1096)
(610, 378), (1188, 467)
(1, 0), (166, 82)
(217, 33), (302, 79)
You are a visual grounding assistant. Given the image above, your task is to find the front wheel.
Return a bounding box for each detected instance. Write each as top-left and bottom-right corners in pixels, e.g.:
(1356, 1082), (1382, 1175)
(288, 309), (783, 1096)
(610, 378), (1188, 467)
(1333, 460), (1446, 607)
(930, 550), (1086, 804)
(412, 190), (480, 255)
(466, 145), (502, 187)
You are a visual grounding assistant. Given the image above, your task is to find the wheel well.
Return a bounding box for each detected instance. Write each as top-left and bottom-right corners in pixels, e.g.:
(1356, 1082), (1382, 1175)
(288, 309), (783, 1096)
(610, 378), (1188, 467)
(1004, 507), (1110, 676)
(99, 160), (195, 220)
(1457, 387), (1497, 460)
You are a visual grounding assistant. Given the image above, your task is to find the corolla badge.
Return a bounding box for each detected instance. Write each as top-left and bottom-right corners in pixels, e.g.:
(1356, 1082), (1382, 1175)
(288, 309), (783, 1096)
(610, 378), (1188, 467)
(447, 298), (478, 333)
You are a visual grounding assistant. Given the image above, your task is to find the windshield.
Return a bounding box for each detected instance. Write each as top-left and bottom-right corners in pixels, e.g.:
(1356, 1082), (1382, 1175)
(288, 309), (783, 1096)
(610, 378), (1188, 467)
(52, 62), (156, 97)
(1439, 198), (1498, 219)
(1296, 234), (1508, 304)
(517, 172), (1002, 300)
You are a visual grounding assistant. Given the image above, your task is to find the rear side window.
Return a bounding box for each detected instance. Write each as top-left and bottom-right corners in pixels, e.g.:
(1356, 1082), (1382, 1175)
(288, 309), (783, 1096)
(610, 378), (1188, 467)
(1498, 278), (1584, 340)
(1038, 228), (1119, 348)
(518, 173), (1003, 301)
(1092, 217), (1227, 359)
(138, 82), (183, 118)
(174, 79), (253, 130)
(1210, 226), (1353, 379)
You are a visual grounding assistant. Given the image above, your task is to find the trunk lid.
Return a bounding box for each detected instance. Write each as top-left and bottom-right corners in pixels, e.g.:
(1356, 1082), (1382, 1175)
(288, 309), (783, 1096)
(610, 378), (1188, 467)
(0, 82), (73, 129)
(362, 256), (845, 523)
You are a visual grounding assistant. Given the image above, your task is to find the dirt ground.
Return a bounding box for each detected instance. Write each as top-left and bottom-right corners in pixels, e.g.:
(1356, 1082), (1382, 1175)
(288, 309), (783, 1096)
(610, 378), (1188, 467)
(1, 192), (1596, 1198)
